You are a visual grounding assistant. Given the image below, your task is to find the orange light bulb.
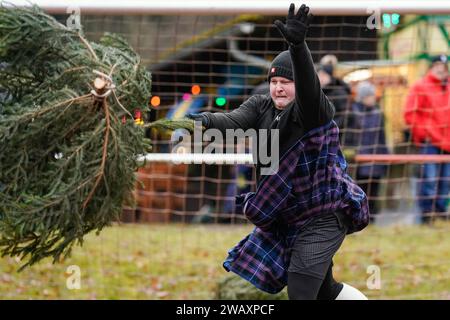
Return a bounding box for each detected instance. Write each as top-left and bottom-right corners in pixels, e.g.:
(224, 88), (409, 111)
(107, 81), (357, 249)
(191, 85), (201, 95)
(150, 96), (161, 107)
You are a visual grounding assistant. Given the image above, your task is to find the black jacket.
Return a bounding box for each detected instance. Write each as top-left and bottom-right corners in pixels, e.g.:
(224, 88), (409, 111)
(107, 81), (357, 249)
(203, 42), (335, 182)
(321, 77), (354, 146)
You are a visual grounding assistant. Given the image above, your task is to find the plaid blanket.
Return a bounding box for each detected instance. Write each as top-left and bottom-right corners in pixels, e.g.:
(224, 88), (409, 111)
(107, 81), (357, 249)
(223, 121), (369, 294)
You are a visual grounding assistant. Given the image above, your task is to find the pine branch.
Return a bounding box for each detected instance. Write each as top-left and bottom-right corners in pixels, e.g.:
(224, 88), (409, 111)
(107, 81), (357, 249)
(83, 99), (111, 209)
(145, 118), (196, 132)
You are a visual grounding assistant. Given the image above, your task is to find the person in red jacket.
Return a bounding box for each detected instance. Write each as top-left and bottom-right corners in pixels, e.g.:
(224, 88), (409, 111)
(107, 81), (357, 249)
(404, 55), (450, 223)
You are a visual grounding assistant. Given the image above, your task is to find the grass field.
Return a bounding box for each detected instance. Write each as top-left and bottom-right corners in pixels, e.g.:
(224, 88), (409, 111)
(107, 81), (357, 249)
(1, 222), (449, 300)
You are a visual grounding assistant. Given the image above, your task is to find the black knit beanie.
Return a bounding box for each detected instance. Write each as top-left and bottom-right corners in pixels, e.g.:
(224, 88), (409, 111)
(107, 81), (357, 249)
(267, 50), (293, 81)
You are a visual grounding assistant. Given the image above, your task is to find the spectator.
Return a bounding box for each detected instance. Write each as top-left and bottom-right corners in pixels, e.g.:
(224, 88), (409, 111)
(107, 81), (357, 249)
(352, 81), (389, 222)
(404, 54), (450, 223)
(316, 57), (354, 147)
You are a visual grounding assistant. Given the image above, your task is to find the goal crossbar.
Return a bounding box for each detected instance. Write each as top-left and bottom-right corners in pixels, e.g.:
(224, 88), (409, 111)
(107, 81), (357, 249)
(6, 0), (450, 15)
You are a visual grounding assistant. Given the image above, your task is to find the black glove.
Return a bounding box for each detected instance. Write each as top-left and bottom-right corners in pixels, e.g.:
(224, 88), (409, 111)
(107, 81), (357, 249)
(274, 3), (313, 46)
(186, 113), (209, 127)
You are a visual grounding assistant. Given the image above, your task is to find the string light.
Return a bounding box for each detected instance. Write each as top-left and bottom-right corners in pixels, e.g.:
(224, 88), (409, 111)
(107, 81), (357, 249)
(150, 96), (160, 107)
(215, 97), (227, 107)
(191, 85), (201, 95)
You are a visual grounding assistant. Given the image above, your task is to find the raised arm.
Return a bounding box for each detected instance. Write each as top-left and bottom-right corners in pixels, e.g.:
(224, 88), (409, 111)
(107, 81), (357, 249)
(274, 4), (335, 130)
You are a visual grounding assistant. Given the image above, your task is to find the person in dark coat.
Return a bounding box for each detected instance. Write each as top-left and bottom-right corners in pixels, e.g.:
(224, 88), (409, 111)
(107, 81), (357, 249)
(352, 81), (389, 220)
(187, 3), (368, 300)
(317, 60), (355, 147)
(317, 63), (352, 137)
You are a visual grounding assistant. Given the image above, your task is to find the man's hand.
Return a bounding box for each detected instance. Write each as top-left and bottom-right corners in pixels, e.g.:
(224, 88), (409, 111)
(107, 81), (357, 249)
(274, 3), (313, 46)
(186, 113), (209, 127)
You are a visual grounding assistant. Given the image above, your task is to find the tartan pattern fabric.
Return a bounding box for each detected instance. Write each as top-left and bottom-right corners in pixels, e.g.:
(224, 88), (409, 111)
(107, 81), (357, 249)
(223, 121), (369, 294)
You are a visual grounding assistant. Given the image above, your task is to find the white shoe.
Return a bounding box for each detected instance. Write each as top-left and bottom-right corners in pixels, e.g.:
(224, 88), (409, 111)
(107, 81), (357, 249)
(335, 283), (368, 300)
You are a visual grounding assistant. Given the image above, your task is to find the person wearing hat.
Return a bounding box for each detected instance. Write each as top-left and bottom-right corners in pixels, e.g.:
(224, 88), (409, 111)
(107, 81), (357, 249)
(404, 54), (450, 223)
(351, 81), (389, 222)
(188, 3), (369, 300)
(316, 59), (354, 147)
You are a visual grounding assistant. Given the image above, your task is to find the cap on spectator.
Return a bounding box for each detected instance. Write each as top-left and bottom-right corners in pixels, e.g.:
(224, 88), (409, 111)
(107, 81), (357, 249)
(430, 54), (448, 66)
(355, 81), (376, 102)
(316, 64), (334, 77)
(320, 54), (338, 67)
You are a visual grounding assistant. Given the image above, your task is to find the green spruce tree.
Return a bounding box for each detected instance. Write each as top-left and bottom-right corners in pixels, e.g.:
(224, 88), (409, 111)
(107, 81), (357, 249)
(0, 4), (193, 269)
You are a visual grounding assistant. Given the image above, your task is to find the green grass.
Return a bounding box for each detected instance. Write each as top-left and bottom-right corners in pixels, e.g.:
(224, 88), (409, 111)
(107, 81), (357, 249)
(1, 222), (449, 299)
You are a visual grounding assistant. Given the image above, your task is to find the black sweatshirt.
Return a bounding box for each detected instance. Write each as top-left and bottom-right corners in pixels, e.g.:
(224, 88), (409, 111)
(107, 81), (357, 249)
(203, 42), (335, 182)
